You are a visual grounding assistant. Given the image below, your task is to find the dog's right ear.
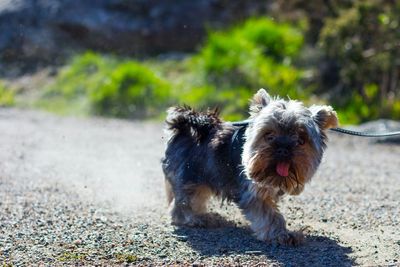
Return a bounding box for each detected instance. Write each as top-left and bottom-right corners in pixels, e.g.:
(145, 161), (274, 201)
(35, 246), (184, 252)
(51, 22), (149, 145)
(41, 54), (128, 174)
(310, 105), (339, 130)
(250, 88), (271, 115)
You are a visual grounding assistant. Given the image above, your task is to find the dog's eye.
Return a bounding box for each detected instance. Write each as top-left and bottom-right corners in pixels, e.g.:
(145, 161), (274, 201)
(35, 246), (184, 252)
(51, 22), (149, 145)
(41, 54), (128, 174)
(293, 132), (306, 146)
(297, 137), (305, 146)
(264, 132), (275, 142)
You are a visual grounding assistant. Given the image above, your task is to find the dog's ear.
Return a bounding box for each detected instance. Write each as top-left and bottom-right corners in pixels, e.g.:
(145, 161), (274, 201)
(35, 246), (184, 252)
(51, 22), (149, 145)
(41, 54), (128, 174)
(250, 88), (271, 115)
(310, 105), (339, 130)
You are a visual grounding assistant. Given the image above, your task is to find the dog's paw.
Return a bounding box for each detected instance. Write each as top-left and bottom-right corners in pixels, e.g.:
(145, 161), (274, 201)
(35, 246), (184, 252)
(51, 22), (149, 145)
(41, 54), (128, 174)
(171, 215), (207, 228)
(172, 213), (234, 228)
(273, 231), (304, 246)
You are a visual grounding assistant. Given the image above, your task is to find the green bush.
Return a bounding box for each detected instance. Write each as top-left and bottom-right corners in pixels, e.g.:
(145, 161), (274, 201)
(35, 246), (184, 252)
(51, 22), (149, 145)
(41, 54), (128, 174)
(40, 52), (114, 115)
(0, 82), (15, 107)
(89, 62), (172, 118)
(191, 18), (308, 101)
(44, 52), (172, 118)
(239, 18), (304, 60)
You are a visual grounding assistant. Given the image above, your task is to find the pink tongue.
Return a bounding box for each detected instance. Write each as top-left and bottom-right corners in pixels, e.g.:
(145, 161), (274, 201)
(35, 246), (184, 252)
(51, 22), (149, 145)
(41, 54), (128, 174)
(276, 162), (290, 177)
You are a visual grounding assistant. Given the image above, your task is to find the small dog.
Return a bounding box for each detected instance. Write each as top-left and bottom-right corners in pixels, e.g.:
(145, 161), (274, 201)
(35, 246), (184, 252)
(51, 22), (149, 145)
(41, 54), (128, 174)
(162, 89), (338, 245)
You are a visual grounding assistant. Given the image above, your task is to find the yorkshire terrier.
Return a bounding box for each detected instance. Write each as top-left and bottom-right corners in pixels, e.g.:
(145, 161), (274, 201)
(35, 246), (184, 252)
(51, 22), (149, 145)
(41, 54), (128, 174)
(162, 89), (338, 245)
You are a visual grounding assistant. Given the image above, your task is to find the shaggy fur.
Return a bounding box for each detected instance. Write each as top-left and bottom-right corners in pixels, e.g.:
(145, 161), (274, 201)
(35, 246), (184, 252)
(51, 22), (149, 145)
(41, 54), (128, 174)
(162, 89), (338, 245)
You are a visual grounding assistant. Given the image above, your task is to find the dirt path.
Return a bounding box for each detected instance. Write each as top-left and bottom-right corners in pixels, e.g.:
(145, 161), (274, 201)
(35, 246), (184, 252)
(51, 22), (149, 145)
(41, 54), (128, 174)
(0, 108), (399, 266)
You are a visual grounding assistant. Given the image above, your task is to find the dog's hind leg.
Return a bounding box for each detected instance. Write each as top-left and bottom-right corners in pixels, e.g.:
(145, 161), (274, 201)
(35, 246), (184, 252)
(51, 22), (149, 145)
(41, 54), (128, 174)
(190, 185), (213, 214)
(164, 179), (174, 206)
(170, 184), (213, 227)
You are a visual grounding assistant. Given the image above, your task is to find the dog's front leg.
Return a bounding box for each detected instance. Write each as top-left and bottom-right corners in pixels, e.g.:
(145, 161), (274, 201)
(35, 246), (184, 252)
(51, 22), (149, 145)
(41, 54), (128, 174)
(239, 186), (304, 246)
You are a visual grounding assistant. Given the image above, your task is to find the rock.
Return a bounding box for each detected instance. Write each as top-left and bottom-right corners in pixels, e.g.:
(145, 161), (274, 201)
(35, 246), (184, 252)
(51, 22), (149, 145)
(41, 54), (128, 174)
(0, 0), (268, 65)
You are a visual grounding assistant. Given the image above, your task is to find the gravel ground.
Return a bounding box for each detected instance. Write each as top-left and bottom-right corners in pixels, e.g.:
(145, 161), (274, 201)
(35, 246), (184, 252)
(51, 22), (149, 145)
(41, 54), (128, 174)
(0, 108), (399, 266)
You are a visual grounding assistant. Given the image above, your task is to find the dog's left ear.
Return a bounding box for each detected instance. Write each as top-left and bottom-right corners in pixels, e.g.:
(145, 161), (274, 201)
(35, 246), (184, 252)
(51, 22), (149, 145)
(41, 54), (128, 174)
(310, 105), (339, 130)
(250, 88), (271, 115)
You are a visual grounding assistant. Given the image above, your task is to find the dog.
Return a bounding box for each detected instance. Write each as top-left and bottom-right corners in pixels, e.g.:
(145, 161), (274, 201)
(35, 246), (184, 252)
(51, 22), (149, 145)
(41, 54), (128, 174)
(162, 89), (338, 245)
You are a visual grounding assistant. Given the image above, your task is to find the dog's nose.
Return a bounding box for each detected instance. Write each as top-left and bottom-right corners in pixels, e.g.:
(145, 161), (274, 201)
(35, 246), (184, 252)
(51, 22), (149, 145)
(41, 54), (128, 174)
(276, 148), (289, 157)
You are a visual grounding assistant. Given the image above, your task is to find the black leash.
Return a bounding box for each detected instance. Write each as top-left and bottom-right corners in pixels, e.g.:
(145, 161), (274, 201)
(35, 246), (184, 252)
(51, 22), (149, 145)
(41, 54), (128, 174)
(231, 120), (400, 138)
(330, 127), (400, 137)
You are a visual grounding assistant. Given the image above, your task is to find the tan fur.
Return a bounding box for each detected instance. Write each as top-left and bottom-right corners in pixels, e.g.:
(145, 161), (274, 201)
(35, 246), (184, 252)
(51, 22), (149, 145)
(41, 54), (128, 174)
(190, 185), (213, 213)
(324, 109), (339, 129)
(250, 88), (271, 116)
(169, 184), (213, 227)
(164, 179), (174, 205)
(310, 105), (339, 129)
(246, 149), (272, 182)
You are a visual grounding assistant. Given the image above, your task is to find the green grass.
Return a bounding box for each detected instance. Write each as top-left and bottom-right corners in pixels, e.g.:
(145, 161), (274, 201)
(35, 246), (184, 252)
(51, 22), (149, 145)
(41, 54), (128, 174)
(58, 251), (87, 262)
(114, 253), (138, 263)
(0, 82), (15, 107)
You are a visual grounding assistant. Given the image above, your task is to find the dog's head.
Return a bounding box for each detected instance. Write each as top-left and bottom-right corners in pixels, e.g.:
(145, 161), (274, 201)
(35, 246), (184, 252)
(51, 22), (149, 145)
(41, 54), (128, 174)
(242, 89), (338, 195)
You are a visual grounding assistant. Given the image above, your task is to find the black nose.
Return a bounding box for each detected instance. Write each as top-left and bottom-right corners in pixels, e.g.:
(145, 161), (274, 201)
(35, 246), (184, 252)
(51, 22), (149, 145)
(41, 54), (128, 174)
(276, 148), (289, 157)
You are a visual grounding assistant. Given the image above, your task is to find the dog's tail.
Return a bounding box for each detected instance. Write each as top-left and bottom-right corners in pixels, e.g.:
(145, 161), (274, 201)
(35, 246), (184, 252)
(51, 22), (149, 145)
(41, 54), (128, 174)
(165, 105), (221, 141)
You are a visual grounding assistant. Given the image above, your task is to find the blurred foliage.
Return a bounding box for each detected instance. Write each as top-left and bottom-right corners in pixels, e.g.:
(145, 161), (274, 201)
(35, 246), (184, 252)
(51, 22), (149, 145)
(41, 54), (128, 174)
(320, 0), (400, 123)
(89, 61), (171, 118)
(192, 18), (305, 96)
(186, 18), (309, 119)
(0, 81), (15, 107)
(41, 18), (308, 120)
(273, 0), (353, 43)
(42, 52), (172, 118)
(268, 0), (400, 124)
(34, 6), (400, 124)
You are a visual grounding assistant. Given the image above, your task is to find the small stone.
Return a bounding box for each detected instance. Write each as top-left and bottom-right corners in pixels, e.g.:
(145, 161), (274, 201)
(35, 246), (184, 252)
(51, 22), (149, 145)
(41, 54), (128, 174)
(245, 250), (263, 255)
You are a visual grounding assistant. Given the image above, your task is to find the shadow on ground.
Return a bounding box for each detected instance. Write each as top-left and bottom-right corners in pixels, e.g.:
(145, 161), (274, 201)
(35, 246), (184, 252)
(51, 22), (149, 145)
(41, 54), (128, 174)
(173, 220), (354, 267)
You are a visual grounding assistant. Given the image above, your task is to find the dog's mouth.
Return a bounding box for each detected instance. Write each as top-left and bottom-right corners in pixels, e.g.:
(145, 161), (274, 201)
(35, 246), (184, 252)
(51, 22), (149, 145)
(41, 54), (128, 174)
(276, 162), (290, 177)
(252, 161), (305, 195)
